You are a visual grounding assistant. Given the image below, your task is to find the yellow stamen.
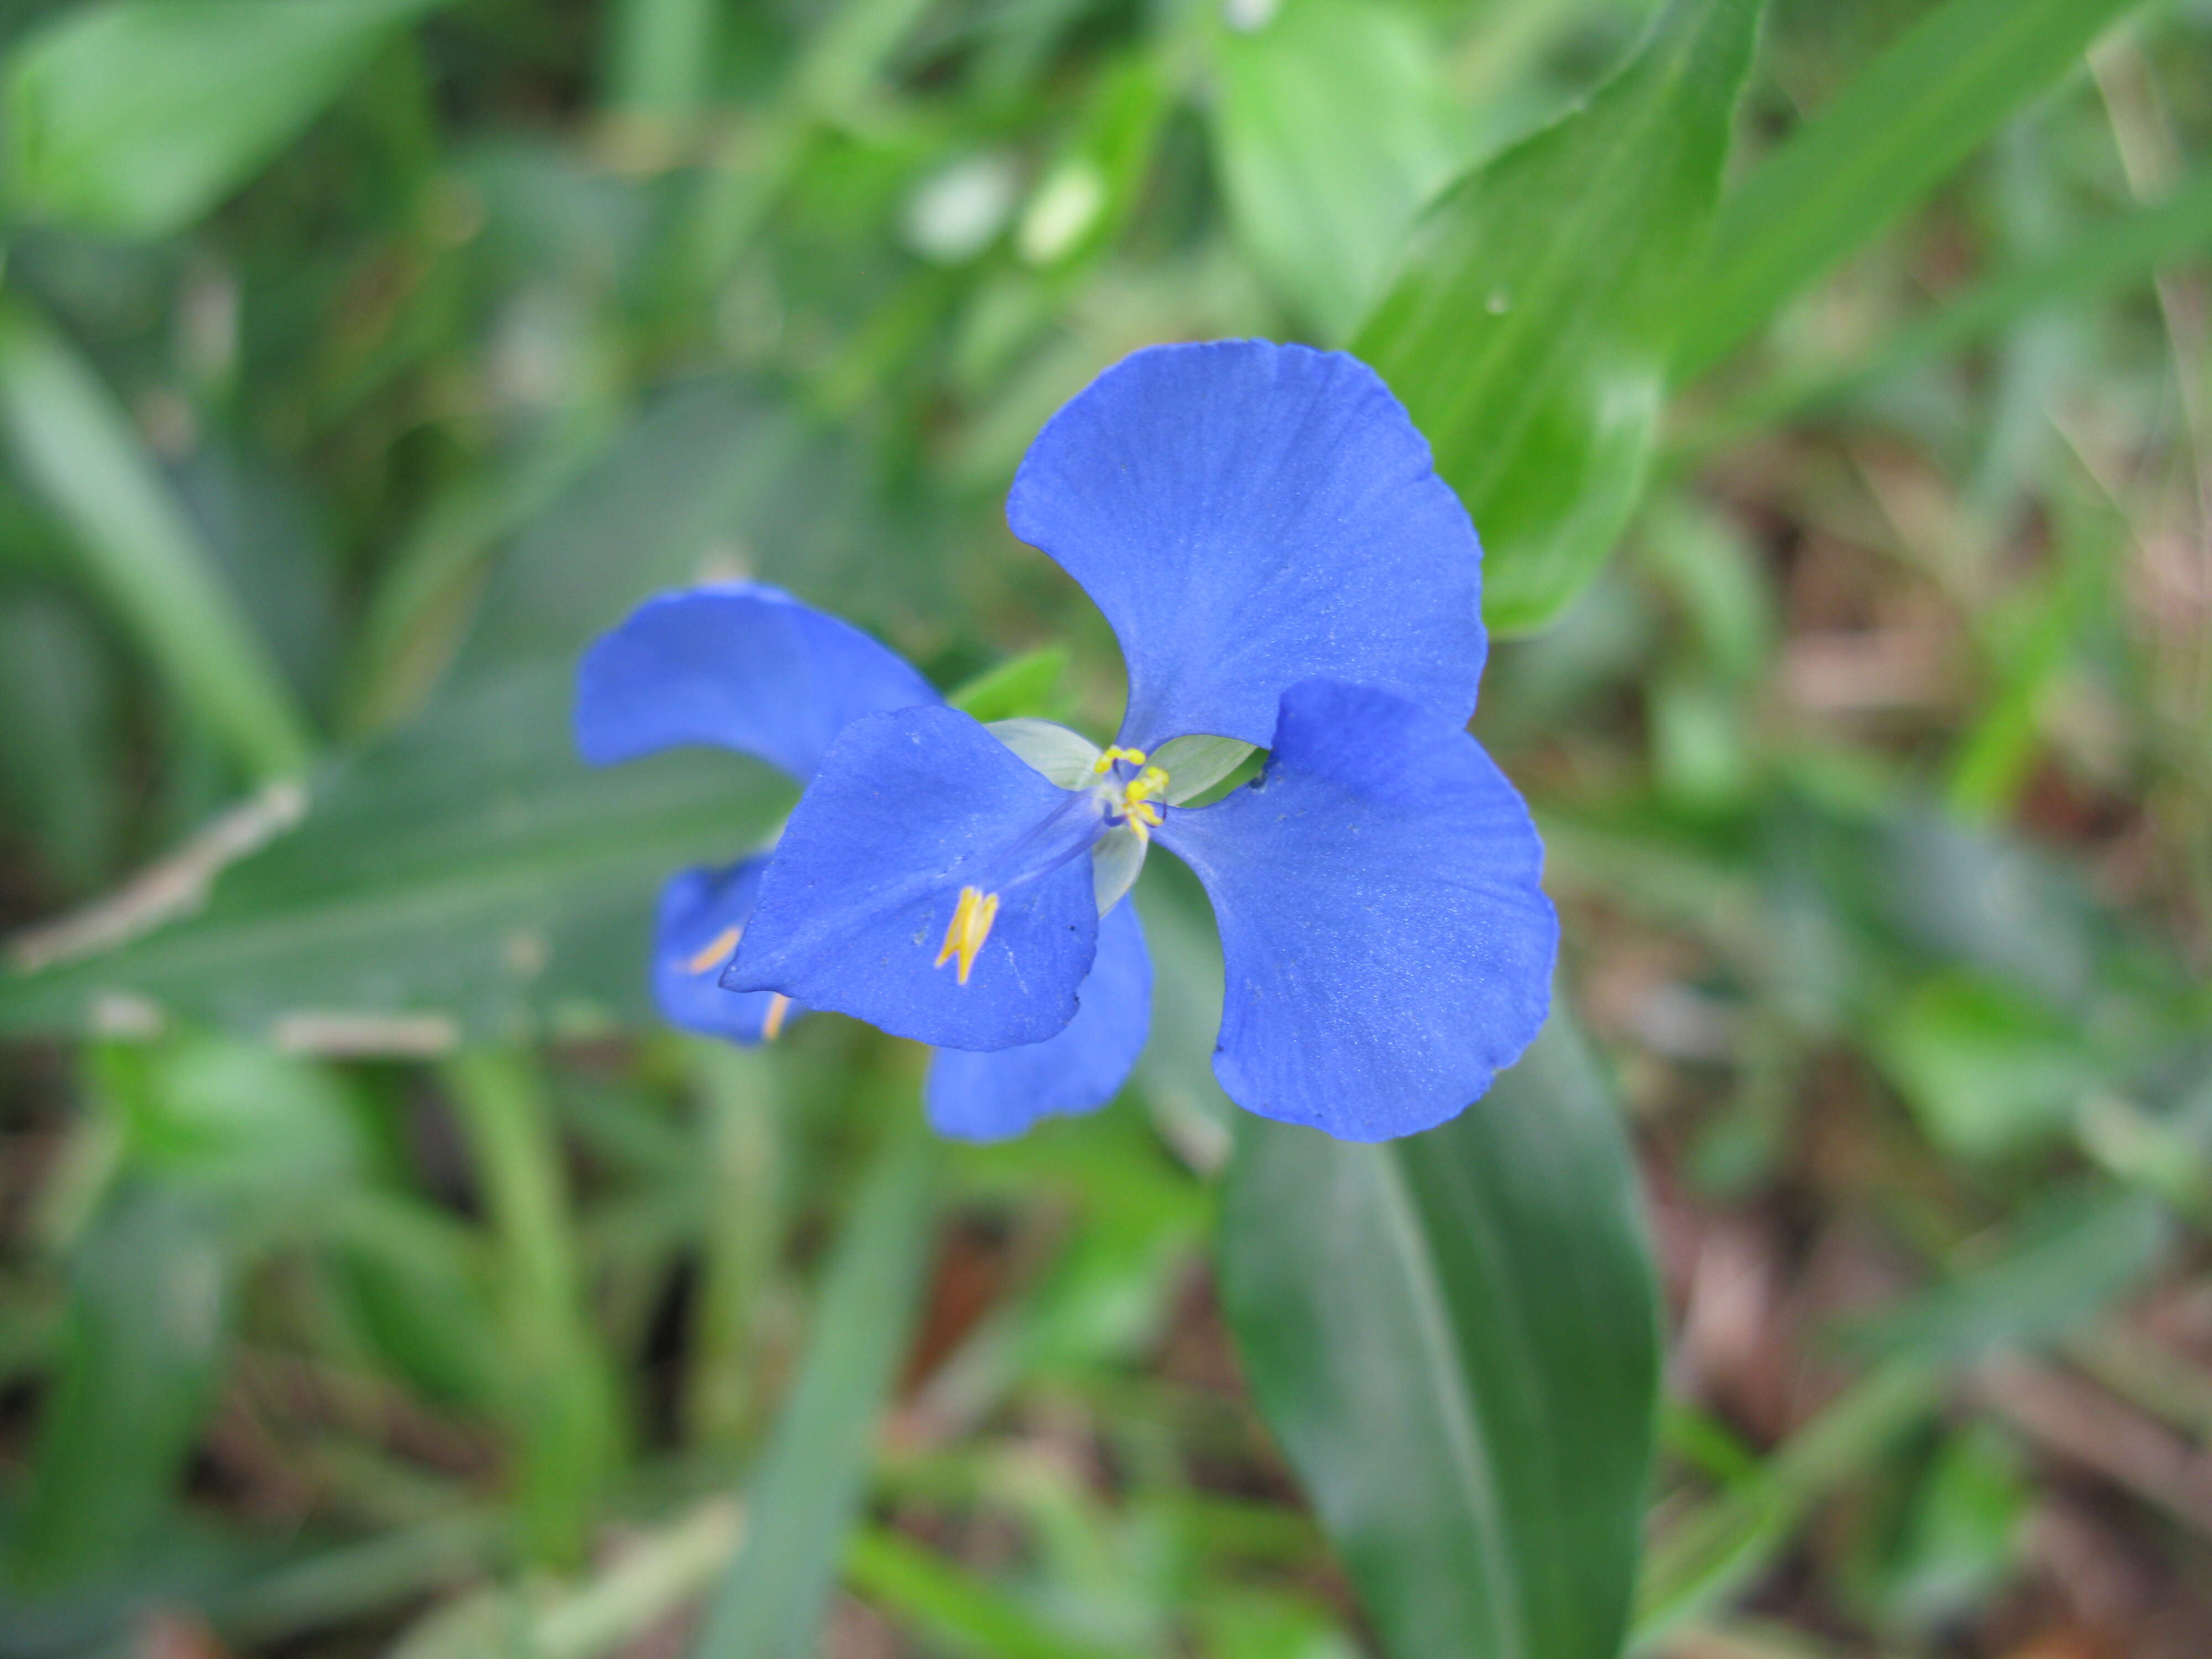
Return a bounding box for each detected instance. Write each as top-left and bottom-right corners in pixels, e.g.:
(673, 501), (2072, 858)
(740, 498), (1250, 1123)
(1091, 744), (1149, 775)
(685, 925), (743, 975)
(1126, 764), (1169, 804)
(1118, 764), (1170, 841)
(761, 993), (792, 1040)
(933, 886), (1000, 985)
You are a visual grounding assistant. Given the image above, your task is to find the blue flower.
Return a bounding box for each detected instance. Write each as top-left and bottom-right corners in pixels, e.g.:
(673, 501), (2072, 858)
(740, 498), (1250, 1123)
(577, 338), (1556, 1142)
(577, 582), (1152, 1141)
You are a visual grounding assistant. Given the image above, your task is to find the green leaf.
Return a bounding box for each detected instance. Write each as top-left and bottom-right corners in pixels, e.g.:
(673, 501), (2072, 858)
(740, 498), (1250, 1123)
(1848, 1188), (2170, 1363)
(1208, 0), (1462, 342)
(1353, 0), (1763, 634)
(1876, 972), (2104, 1160)
(0, 304), (314, 781)
(450, 378), (933, 691)
(1217, 1009), (1660, 1659)
(1672, 0), (2145, 380)
(111, 1034), (369, 1205)
(0, 664), (791, 1041)
(0, 588), (122, 891)
(604, 0), (719, 122)
(7, 1181), (231, 1589)
(947, 646), (1070, 722)
(2, 0), (452, 237)
(444, 1051), (622, 1569)
(845, 1526), (1144, 1659)
(1704, 161), (2212, 437)
(1635, 1358), (1945, 1646)
(693, 1119), (938, 1659)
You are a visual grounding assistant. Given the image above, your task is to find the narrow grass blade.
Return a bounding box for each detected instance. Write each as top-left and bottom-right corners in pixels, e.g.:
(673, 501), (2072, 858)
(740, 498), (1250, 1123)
(3, 0), (452, 236)
(692, 1116), (938, 1659)
(1698, 163), (2212, 442)
(0, 304), (313, 780)
(1673, 0), (2145, 380)
(844, 1526), (1144, 1659)
(443, 1051), (623, 1570)
(6, 1180), (231, 1589)
(1632, 1360), (1945, 1648)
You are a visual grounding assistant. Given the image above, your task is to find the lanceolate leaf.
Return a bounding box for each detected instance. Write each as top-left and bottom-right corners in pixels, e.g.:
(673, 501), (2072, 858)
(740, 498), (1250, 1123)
(2, 0), (453, 237)
(1219, 1009), (1659, 1659)
(1208, 0), (1462, 343)
(0, 665), (791, 1042)
(1672, 0), (2145, 380)
(1353, 0), (1762, 635)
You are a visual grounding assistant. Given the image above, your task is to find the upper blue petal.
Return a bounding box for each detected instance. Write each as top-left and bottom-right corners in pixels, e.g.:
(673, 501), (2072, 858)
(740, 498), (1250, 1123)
(925, 899), (1152, 1141)
(575, 582), (938, 780)
(650, 859), (807, 1044)
(1156, 678), (1556, 1141)
(724, 704), (1100, 1051)
(1005, 340), (1485, 753)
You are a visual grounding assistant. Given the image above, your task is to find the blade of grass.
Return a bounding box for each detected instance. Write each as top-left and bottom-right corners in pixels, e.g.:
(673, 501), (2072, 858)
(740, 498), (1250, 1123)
(1673, 0), (2146, 380)
(0, 302), (313, 780)
(388, 1499), (741, 1659)
(2, 0), (453, 237)
(6, 1179), (231, 1590)
(668, 0), (940, 305)
(604, 0), (719, 125)
(844, 1526), (1145, 1659)
(213, 1510), (504, 1647)
(692, 1112), (939, 1659)
(1631, 1358), (1945, 1650)
(682, 1041), (784, 1451)
(443, 1051), (623, 1571)
(1691, 163), (2212, 448)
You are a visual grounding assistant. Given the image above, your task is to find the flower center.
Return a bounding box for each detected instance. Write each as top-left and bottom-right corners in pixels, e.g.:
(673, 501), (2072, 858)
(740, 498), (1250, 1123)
(1088, 746), (1170, 841)
(931, 748), (1175, 986)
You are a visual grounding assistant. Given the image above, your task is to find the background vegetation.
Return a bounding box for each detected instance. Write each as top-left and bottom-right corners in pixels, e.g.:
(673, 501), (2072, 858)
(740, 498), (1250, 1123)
(0, 0), (2208, 1655)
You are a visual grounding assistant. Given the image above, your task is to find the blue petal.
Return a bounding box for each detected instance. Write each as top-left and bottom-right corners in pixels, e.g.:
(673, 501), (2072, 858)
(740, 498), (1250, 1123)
(724, 705), (1101, 1050)
(576, 582), (937, 780)
(1156, 679), (1556, 1141)
(650, 859), (806, 1044)
(925, 900), (1151, 1141)
(1005, 341), (1485, 753)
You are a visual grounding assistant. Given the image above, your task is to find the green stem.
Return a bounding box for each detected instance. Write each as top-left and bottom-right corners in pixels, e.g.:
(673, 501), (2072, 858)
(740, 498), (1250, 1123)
(442, 1051), (621, 1569)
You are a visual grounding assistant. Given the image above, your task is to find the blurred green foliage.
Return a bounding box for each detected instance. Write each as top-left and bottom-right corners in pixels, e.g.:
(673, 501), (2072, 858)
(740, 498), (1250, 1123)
(0, 0), (2208, 1655)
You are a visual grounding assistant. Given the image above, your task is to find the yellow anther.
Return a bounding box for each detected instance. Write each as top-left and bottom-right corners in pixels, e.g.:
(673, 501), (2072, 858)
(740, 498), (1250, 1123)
(685, 925), (743, 975)
(1126, 764), (1170, 804)
(761, 993), (792, 1040)
(933, 885), (1000, 985)
(1092, 745), (1149, 774)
